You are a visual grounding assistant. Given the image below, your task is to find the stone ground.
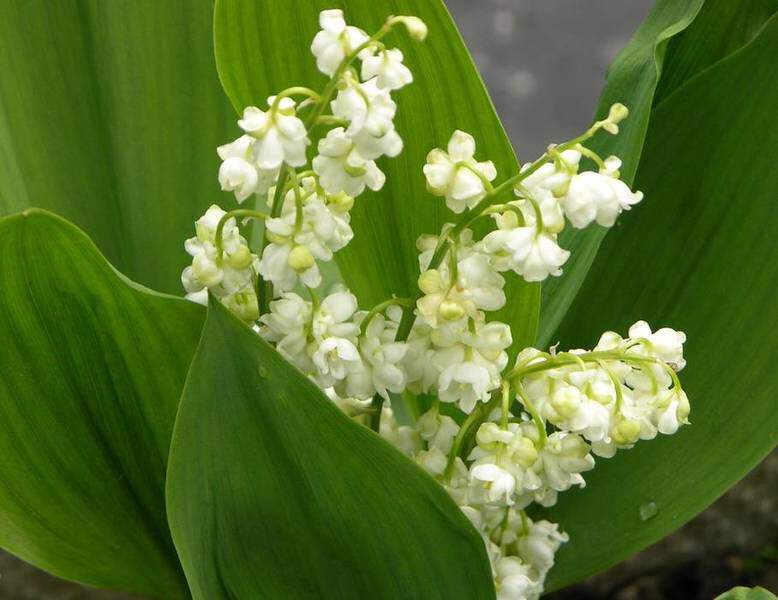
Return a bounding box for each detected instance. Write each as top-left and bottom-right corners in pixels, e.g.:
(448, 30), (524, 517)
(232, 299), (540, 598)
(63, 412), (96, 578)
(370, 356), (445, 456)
(2, 1), (776, 597)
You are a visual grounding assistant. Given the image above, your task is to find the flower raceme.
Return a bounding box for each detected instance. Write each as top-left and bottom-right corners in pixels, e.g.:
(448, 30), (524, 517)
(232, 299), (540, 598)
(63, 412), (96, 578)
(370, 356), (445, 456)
(179, 9), (689, 599)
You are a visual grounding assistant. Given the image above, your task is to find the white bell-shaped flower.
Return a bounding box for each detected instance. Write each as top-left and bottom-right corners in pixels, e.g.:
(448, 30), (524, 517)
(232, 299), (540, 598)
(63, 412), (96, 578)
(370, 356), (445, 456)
(483, 225), (570, 282)
(563, 169), (643, 228)
(402, 320), (440, 395)
(259, 292), (314, 374)
(544, 381), (612, 443)
(310, 9), (369, 76)
(331, 75), (403, 160)
(333, 75), (397, 137)
(652, 388), (690, 435)
(257, 241), (321, 295)
(470, 463), (518, 505)
(423, 130), (497, 213)
(238, 97), (309, 170)
(308, 291), (363, 387)
(361, 47), (413, 90)
(533, 431), (595, 494)
(313, 127), (386, 196)
(417, 407), (460, 453)
(628, 320), (687, 370)
(344, 306), (408, 400)
(263, 177), (355, 269)
(217, 135), (260, 203)
(431, 320), (512, 413)
(517, 520), (569, 575)
(417, 249), (506, 326)
(379, 407), (422, 457)
(494, 557), (542, 600)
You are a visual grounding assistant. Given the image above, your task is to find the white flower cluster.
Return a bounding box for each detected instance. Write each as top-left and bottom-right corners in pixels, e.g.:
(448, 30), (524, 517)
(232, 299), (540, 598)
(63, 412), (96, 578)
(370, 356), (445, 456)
(259, 176), (354, 292)
(426, 106), (642, 283)
(181, 10), (691, 599)
(519, 320), (689, 460)
(260, 290), (409, 402)
(378, 319), (687, 598)
(181, 205), (259, 321)
(206, 8), (424, 301)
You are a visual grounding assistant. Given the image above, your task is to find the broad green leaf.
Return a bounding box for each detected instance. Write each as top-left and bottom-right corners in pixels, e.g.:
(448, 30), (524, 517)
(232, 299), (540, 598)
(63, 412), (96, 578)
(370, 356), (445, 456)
(715, 586), (778, 600)
(543, 16), (778, 589)
(0, 209), (202, 598)
(539, 0), (778, 348)
(214, 0), (539, 349)
(654, 0), (778, 103)
(537, 0), (704, 347)
(0, 1), (235, 294)
(166, 296), (495, 599)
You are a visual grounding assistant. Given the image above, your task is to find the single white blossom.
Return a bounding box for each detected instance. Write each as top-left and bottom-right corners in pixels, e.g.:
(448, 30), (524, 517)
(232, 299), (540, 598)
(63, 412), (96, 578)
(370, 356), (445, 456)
(494, 557), (542, 600)
(361, 47), (413, 90)
(517, 520), (569, 575)
(563, 169), (643, 228)
(483, 225), (570, 282)
(627, 320), (687, 370)
(259, 292), (314, 373)
(258, 241), (321, 294)
(238, 98), (309, 170)
(431, 320), (512, 413)
(313, 127), (386, 196)
(310, 9), (369, 76)
(423, 130), (497, 213)
(345, 305), (408, 400)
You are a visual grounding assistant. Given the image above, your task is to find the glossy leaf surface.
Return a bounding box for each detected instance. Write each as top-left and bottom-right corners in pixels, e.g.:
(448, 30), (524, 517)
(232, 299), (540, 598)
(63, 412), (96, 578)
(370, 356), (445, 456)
(0, 210), (203, 598)
(166, 296), (495, 599)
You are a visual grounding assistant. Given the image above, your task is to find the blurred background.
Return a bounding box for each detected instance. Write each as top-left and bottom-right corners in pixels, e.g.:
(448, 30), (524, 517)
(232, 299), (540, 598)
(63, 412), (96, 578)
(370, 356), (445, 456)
(1, 1), (776, 598)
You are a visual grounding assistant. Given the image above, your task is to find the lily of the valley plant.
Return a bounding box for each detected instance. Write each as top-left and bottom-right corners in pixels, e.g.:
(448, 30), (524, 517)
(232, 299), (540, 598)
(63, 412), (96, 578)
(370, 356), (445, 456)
(2, 1), (777, 599)
(182, 10), (689, 598)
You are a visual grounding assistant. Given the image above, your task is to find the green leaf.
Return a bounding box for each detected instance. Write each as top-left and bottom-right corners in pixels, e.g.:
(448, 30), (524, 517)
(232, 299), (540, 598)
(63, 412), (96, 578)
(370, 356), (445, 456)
(715, 586), (778, 600)
(0, 1), (235, 294)
(0, 210), (203, 597)
(539, 0), (778, 348)
(654, 0), (778, 103)
(543, 15), (778, 589)
(537, 0), (705, 347)
(166, 296), (495, 599)
(213, 0), (539, 349)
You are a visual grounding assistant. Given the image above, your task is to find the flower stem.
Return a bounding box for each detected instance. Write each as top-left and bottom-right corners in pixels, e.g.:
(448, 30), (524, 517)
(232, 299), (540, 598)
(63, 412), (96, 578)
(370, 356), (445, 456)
(368, 394), (385, 432)
(515, 382), (547, 446)
(360, 297), (414, 337)
(215, 209), (271, 259)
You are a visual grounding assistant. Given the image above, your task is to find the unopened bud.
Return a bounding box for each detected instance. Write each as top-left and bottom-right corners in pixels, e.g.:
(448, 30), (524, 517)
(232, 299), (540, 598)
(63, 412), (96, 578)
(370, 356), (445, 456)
(439, 299), (466, 321)
(391, 15), (428, 41)
(514, 437), (539, 468)
(192, 255), (223, 287)
(226, 244), (253, 269)
(612, 418), (641, 444)
(328, 191), (354, 212)
(608, 102), (629, 123)
(600, 155), (622, 178)
(223, 290), (259, 322)
(288, 245), (315, 271)
(418, 269), (442, 294)
(265, 230), (286, 245)
(602, 122), (619, 135)
(476, 422), (512, 448)
(496, 210), (520, 229)
(551, 387), (581, 419)
(600, 103), (629, 135)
